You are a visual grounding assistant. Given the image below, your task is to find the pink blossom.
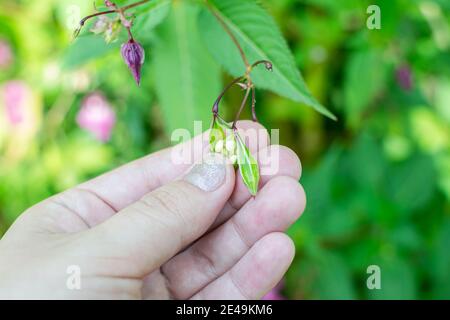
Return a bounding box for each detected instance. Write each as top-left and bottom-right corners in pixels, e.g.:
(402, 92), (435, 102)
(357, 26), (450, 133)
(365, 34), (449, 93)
(76, 93), (116, 142)
(0, 39), (13, 69)
(2, 81), (31, 125)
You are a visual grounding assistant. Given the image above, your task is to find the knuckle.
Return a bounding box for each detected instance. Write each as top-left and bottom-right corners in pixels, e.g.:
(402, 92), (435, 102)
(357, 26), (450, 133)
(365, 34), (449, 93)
(191, 245), (219, 279)
(141, 185), (192, 228)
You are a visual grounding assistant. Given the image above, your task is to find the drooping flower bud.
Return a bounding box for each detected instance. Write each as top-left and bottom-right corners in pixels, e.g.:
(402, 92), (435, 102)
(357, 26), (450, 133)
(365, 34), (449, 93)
(121, 39), (145, 86)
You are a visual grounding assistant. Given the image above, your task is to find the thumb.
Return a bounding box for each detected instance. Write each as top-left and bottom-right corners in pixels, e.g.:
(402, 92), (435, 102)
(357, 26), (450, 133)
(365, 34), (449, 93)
(81, 154), (235, 276)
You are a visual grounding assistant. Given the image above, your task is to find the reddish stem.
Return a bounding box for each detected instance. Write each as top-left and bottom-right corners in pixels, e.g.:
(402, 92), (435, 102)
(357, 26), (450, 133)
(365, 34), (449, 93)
(232, 87), (251, 129)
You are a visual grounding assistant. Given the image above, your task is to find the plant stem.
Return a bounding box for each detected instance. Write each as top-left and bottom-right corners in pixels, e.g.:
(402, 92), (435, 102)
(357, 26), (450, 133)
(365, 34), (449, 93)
(76, 0), (151, 36)
(122, 0), (151, 11)
(251, 86), (258, 122)
(232, 87), (251, 129)
(79, 10), (115, 27)
(126, 27), (134, 40)
(251, 59), (273, 71)
(212, 76), (243, 115)
(205, 0), (250, 69)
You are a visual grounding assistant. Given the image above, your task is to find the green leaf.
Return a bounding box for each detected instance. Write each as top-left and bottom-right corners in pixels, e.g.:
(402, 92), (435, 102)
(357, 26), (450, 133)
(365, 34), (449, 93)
(198, 0), (336, 120)
(344, 49), (388, 124)
(235, 132), (259, 195)
(133, 0), (172, 38)
(152, 1), (222, 134)
(386, 154), (436, 214)
(62, 34), (120, 70)
(430, 220), (450, 299)
(286, 251), (357, 299)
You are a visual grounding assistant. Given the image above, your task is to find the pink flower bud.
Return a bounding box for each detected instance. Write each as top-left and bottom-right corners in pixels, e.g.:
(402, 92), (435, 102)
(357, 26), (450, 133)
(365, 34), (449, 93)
(76, 93), (116, 142)
(121, 39), (145, 86)
(0, 39), (13, 69)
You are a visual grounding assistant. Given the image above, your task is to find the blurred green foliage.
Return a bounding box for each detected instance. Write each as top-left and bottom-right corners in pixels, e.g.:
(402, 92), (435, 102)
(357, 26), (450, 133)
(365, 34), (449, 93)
(0, 0), (449, 299)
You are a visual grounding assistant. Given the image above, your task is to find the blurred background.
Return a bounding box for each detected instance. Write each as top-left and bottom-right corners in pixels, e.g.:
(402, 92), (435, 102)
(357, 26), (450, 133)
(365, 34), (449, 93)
(0, 0), (449, 299)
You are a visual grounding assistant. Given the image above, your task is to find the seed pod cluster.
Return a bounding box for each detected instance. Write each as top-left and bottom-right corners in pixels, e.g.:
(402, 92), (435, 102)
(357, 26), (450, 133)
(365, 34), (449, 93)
(210, 116), (260, 195)
(213, 135), (237, 165)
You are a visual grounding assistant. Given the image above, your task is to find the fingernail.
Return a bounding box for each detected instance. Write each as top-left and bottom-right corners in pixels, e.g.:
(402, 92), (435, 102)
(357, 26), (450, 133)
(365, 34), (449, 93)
(184, 154), (226, 192)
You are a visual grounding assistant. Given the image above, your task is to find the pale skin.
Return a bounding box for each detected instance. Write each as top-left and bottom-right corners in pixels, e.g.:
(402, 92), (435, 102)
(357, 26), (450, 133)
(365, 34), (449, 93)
(0, 121), (306, 299)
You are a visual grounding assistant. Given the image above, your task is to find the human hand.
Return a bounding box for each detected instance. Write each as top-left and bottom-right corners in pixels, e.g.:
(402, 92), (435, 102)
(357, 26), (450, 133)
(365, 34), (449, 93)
(0, 121), (305, 299)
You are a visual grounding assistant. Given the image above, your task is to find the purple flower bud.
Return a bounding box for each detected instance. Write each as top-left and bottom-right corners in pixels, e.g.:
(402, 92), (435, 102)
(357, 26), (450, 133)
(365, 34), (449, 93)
(396, 64), (413, 91)
(121, 39), (145, 86)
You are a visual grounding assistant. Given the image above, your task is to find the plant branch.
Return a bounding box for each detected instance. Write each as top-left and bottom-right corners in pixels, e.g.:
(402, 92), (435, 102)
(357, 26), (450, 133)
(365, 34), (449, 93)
(121, 0), (151, 11)
(232, 87), (251, 129)
(251, 86), (257, 122)
(212, 76), (243, 115)
(74, 0), (151, 38)
(251, 59), (273, 71)
(205, 0), (250, 69)
(79, 10), (115, 26)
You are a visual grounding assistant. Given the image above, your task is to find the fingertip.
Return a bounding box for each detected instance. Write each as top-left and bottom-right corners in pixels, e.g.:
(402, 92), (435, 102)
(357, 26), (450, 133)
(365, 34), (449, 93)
(255, 176), (307, 225)
(235, 120), (270, 153)
(280, 146), (302, 180)
(248, 232), (295, 298)
(267, 145), (302, 180)
(263, 232), (295, 259)
(235, 120), (267, 132)
(281, 178), (306, 220)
